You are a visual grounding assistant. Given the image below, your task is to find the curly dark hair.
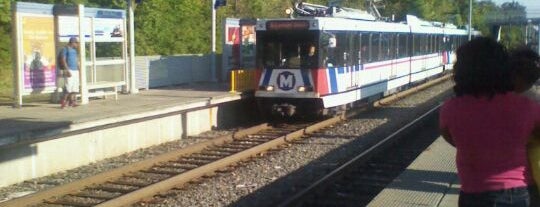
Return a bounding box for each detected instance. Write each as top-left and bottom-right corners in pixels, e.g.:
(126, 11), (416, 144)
(509, 46), (540, 87)
(453, 37), (512, 98)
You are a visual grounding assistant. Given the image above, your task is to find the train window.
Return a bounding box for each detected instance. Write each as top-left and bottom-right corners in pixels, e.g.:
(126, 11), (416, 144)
(371, 33), (381, 62)
(436, 35), (441, 53)
(450, 36), (456, 51)
(347, 32), (356, 66)
(321, 32), (337, 67)
(381, 33), (390, 60)
(424, 35), (428, 54)
(335, 32), (347, 67)
(432, 35), (436, 53)
(427, 35), (431, 54)
(391, 33), (397, 59)
(413, 34), (420, 56)
(360, 33), (370, 63)
(428, 35), (435, 54)
(256, 30), (319, 69)
(398, 33), (408, 58)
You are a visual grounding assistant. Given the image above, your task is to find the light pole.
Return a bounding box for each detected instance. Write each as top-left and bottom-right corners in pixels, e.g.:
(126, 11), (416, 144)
(211, 0), (217, 82)
(468, 0), (472, 40)
(128, 0), (138, 93)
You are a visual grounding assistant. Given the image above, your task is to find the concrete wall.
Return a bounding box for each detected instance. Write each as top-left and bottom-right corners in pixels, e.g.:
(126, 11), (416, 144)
(0, 106), (218, 188)
(135, 54), (224, 89)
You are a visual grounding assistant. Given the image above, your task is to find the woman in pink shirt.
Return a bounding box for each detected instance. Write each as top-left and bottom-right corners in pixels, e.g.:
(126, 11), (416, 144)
(440, 37), (540, 207)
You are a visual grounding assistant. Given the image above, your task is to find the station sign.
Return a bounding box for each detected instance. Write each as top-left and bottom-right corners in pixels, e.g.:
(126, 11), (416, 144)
(266, 21), (310, 31)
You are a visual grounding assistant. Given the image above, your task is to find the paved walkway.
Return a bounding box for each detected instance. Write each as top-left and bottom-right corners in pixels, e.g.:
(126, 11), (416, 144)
(368, 137), (459, 207)
(0, 83), (244, 147)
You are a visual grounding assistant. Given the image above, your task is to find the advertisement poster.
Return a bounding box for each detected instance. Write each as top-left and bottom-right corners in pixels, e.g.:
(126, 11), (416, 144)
(228, 27), (240, 68)
(93, 18), (124, 42)
(22, 16), (56, 92)
(222, 18), (240, 81)
(240, 25), (256, 68)
(57, 16), (92, 42)
(57, 16), (124, 42)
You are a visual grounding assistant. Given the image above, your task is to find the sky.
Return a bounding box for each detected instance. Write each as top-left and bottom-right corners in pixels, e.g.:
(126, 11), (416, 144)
(490, 0), (540, 18)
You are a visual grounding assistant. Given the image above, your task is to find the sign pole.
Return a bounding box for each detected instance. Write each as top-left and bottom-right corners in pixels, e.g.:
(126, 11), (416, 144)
(211, 0), (217, 82)
(468, 0), (472, 40)
(79, 4), (88, 104)
(128, 0), (138, 93)
(12, 3), (22, 108)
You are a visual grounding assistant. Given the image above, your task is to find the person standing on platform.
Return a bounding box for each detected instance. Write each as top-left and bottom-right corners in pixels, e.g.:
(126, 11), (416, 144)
(510, 47), (540, 205)
(59, 37), (80, 108)
(439, 37), (540, 207)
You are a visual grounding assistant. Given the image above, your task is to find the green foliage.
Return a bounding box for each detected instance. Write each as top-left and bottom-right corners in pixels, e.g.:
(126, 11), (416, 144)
(0, 0), (532, 95)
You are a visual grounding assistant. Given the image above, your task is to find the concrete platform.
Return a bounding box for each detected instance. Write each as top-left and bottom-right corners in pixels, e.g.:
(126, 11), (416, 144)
(0, 83), (253, 188)
(368, 137), (460, 207)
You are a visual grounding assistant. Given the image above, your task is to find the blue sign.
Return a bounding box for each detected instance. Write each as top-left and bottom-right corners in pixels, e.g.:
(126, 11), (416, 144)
(277, 71), (296, 91)
(215, 0), (226, 9)
(97, 10), (123, 18)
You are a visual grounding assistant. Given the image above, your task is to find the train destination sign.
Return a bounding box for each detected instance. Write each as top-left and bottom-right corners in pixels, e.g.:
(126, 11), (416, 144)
(266, 21), (309, 30)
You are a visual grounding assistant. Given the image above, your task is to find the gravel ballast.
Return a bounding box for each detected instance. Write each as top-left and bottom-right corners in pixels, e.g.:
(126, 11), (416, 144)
(138, 79), (455, 207)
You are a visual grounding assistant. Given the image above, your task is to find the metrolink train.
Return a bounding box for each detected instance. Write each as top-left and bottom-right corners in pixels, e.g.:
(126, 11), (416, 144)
(254, 6), (478, 117)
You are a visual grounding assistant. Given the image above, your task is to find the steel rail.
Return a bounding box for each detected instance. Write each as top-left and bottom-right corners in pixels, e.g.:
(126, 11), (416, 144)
(95, 115), (346, 207)
(0, 124), (269, 207)
(374, 73), (451, 107)
(276, 104), (442, 207)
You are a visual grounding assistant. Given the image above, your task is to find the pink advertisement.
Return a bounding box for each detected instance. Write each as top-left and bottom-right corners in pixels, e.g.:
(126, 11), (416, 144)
(22, 16), (57, 92)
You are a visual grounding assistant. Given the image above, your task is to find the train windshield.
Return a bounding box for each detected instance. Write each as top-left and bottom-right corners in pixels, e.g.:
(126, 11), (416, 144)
(257, 31), (319, 69)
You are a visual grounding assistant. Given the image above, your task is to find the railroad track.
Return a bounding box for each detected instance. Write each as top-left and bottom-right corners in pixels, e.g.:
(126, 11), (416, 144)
(276, 104), (441, 207)
(1, 74), (451, 207)
(0, 117), (350, 207)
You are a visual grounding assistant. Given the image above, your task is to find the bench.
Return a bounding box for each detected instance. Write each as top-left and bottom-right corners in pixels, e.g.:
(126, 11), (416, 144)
(87, 81), (124, 100)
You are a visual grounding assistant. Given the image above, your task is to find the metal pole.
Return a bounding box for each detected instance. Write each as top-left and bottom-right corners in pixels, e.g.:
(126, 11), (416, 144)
(525, 23), (529, 45)
(468, 0), (472, 40)
(12, 2), (22, 108)
(79, 4), (88, 104)
(211, 0), (217, 82)
(128, 0), (138, 93)
(537, 24), (540, 55)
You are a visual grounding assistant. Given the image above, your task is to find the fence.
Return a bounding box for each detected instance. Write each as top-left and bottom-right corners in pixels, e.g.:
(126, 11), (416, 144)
(135, 54), (223, 89)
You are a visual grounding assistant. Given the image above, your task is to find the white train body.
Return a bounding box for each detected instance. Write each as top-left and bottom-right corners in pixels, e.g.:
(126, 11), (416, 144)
(254, 15), (475, 116)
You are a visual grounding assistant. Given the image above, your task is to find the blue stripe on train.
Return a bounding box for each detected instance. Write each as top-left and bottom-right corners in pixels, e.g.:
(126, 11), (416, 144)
(262, 68), (273, 85)
(328, 67), (338, 93)
(301, 70), (311, 86)
(337, 67), (345, 74)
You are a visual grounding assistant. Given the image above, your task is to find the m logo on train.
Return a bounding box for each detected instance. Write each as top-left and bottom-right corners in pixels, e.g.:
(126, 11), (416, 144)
(277, 72), (296, 91)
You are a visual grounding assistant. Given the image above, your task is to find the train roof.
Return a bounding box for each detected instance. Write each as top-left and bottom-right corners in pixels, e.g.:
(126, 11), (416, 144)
(257, 16), (474, 36)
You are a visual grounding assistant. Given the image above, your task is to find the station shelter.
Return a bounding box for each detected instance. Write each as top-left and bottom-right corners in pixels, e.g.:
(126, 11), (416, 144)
(223, 18), (258, 93)
(12, 2), (134, 107)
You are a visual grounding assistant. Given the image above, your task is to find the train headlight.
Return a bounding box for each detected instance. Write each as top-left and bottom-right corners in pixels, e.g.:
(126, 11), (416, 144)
(297, 86), (313, 92)
(266, 85), (275, 91)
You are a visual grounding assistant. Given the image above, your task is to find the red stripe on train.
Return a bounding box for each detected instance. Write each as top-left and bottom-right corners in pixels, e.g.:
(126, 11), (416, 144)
(312, 68), (329, 95)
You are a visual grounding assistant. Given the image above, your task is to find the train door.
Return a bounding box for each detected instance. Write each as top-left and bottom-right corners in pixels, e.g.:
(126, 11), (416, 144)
(390, 33), (398, 79)
(347, 32), (357, 89)
(422, 34), (428, 71)
(359, 33), (370, 87)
